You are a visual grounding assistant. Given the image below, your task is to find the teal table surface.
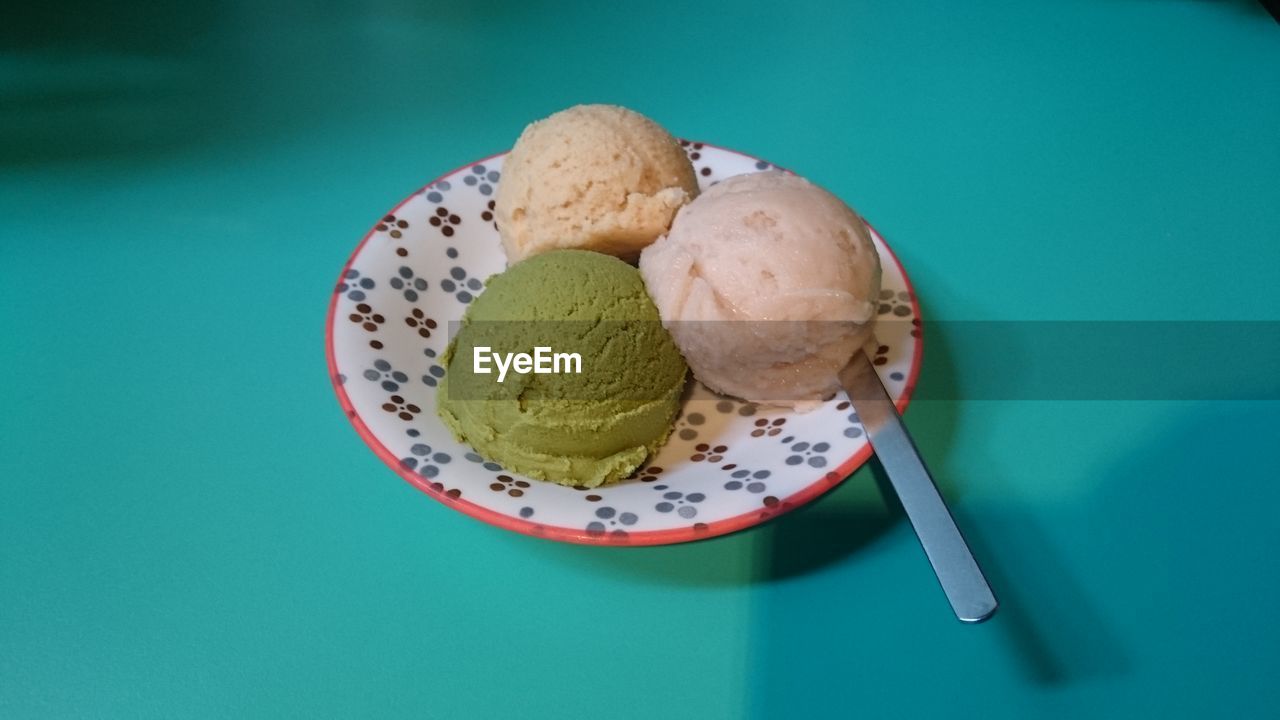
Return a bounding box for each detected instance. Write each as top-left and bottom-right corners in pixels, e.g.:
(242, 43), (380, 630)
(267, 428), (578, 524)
(3, 2), (1279, 718)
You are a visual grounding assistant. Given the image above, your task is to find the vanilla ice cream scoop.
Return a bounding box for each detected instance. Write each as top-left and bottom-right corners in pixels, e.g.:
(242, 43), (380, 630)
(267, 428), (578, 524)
(494, 104), (699, 263)
(639, 171), (881, 410)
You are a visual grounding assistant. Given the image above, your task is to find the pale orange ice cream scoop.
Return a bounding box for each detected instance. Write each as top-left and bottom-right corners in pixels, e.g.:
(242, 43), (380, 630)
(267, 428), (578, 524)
(639, 171), (881, 410)
(494, 104), (698, 264)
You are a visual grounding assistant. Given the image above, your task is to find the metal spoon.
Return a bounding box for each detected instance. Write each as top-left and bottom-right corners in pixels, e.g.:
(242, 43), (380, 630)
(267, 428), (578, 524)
(838, 349), (998, 623)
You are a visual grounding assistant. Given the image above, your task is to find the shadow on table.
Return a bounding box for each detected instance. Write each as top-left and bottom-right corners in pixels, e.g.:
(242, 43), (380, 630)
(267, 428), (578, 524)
(743, 495), (1133, 717)
(744, 366), (1280, 712)
(0, 0), (543, 168)
(967, 399), (1280, 688)
(740, 390), (1280, 712)
(1186, 0), (1277, 20)
(964, 509), (1130, 685)
(738, 334), (1151, 717)
(0, 0), (242, 165)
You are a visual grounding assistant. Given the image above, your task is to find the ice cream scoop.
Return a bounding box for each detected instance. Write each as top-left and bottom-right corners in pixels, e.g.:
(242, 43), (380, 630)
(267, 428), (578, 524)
(494, 104), (698, 264)
(639, 171), (881, 410)
(436, 250), (688, 488)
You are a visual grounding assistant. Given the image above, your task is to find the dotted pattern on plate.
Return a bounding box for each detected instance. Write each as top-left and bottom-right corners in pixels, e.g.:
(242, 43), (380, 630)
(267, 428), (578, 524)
(330, 143), (920, 543)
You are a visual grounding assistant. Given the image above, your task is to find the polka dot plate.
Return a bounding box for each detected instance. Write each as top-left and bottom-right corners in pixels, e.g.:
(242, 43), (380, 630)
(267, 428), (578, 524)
(326, 142), (922, 545)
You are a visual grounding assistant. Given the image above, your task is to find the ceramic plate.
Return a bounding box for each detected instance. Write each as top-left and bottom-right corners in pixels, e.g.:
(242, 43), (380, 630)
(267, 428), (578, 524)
(326, 142), (922, 545)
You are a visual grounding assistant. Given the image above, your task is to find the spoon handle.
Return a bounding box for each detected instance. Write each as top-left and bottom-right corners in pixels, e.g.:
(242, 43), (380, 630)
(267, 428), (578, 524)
(839, 351), (998, 623)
